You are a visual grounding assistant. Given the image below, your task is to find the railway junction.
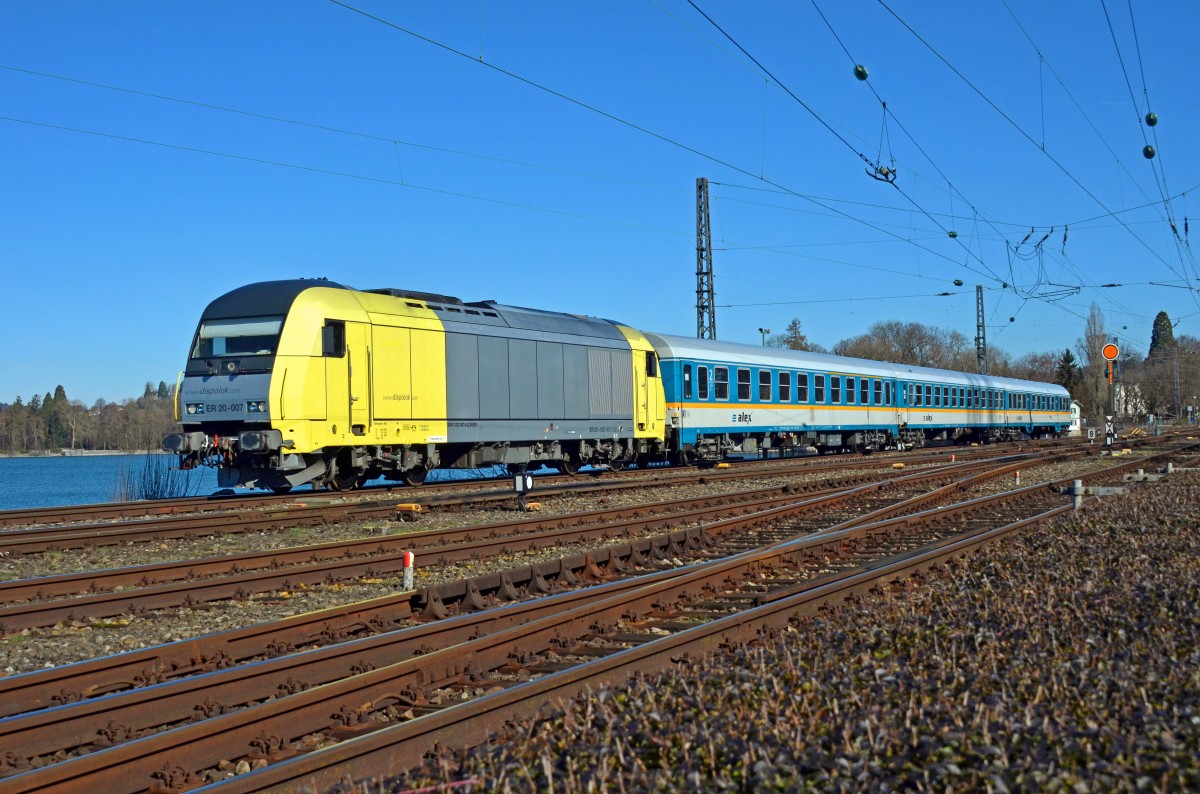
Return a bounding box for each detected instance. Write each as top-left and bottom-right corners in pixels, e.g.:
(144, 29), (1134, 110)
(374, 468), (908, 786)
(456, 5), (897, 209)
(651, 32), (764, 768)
(0, 437), (1195, 792)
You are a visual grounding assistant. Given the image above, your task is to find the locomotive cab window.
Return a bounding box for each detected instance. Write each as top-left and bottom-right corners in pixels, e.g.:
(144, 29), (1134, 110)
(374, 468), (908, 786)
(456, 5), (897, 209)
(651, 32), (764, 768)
(193, 315), (284, 359)
(698, 366), (710, 400)
(758, 370), (771, 401)
(683, 365), (693, 400)
(646, 351), (658, 378)
(321, 320), (345, 358)
(714, 367), (729, 400)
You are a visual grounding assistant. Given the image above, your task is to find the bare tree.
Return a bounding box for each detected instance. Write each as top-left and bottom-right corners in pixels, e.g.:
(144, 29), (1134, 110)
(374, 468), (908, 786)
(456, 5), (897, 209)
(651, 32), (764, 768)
(833, 320), (971, 369)
(1009, 351), (1057, 382)
(1075, 303), (1109, 419)
(766, 318), (826, 352)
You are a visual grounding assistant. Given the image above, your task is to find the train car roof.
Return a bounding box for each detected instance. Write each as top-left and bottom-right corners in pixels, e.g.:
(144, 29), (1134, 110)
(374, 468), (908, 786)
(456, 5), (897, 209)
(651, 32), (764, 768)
(468, 301), (628, 341)
(644, 333), (1068, 395)
(201, 279), (347, 320)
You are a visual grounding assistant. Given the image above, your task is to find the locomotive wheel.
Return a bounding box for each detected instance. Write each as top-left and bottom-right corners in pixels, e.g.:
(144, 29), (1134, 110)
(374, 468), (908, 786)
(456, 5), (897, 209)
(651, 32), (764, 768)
(608, 457), (626, 472)
(270, 485), (293, 494)
(558, 455), (580, 476)
(403, 466), (428, 487)
(327, 454), (359, 491)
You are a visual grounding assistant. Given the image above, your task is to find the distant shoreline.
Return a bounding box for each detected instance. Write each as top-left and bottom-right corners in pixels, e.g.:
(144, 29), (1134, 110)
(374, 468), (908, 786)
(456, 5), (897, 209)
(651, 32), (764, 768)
(0, 450), (159, 459)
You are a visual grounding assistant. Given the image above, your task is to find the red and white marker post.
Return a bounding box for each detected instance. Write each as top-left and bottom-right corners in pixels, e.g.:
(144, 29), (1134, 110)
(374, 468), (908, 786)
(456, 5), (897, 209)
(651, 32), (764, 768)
(403, 551), (415, 590)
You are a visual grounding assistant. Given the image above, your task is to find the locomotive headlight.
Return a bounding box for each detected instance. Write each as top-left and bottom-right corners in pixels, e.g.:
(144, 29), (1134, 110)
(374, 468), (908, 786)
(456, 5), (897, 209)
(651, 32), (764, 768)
(185, 403), (205, 415)
(247, 400), (267, 413)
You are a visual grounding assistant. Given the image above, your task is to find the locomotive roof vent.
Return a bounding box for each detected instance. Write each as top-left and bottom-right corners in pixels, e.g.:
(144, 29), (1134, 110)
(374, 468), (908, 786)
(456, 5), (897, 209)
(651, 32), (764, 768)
(366, 288), (463, 305)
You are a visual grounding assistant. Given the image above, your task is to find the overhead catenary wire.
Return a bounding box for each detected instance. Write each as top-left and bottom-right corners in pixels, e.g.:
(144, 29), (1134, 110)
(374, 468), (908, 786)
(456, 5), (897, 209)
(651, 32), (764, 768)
(878, 0), (1199, 310)
(0, 114), (690, 239)
(683, 0), (1007, 286)
(7, 5), (1192, 350)
(329, 0), (1002, 282)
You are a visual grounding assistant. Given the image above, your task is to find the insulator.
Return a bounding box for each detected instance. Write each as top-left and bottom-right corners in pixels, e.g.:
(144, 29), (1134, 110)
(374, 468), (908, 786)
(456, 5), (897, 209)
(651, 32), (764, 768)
(854, 64), (869, 81)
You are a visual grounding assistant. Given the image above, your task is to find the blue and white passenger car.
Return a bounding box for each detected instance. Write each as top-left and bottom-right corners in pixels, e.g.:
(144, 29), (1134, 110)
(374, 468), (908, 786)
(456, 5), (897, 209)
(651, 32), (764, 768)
(643, 334), (1071, 460)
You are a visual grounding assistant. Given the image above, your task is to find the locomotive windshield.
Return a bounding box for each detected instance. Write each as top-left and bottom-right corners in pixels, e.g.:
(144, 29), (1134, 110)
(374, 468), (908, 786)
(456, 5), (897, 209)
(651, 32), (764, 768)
(191, 315), (284, 358)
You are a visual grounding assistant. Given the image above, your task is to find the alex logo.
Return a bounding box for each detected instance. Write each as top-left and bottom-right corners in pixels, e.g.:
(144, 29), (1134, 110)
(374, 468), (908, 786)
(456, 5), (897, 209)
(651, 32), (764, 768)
(732, 412), (752, 423)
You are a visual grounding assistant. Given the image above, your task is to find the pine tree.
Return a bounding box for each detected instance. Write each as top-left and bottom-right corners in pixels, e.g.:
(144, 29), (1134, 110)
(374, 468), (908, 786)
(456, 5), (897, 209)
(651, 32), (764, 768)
(1148, 311), (1176, 361)
(1055, 349), (1079, 392)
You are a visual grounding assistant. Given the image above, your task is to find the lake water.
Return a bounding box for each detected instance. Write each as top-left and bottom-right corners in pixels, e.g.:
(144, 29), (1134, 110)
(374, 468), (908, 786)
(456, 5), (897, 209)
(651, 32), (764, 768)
(0, 455), (518, 512)
(0, 455), (221, 512)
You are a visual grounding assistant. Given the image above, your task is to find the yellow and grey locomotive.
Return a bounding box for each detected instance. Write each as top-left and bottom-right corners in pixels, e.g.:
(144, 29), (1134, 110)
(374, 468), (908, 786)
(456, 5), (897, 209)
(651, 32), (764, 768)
(163, 280), (665, 491)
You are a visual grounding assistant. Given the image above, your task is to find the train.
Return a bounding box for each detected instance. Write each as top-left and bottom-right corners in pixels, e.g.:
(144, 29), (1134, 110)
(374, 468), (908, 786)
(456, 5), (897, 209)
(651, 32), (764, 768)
(162, 279), (1071, 491)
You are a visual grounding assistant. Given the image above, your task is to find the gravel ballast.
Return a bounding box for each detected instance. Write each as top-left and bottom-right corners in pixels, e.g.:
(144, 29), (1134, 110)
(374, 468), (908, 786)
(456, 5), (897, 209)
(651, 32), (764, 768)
(392, 471), (1200, 792)
(0, 457), (1152, 677)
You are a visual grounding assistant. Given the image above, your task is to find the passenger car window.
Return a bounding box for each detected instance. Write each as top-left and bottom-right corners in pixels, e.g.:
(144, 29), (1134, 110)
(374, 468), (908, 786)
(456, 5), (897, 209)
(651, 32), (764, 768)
(846, 377), (856, 404)
(698, 367), (709, 400)
(737, 368), (751, 401)
(831, 376), (841, 404)
(759, 370), (771, 401)
(814, 375), (826, 403)
(798, 373), (809, 402)
(779, 372), (791, 402)
(715, 367), (729, 400)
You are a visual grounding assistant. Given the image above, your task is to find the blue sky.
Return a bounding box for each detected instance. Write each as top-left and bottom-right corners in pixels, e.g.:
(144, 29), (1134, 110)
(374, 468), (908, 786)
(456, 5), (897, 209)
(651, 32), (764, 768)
(3, 1), (1198, 405)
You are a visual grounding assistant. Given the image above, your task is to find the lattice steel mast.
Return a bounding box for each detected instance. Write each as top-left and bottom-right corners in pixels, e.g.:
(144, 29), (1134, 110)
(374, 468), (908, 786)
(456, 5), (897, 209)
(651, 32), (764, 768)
(695, 177), (717, 340)
(975, 284), (988, 374)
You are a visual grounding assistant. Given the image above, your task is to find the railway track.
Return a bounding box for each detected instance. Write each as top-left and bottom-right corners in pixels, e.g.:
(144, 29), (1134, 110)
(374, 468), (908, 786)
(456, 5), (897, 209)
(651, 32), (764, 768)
(0, 446), (1046, 554)
(0, 439), (1086, 531)
(0, 442), (1191, 791)
(0, 453), (1039, 633)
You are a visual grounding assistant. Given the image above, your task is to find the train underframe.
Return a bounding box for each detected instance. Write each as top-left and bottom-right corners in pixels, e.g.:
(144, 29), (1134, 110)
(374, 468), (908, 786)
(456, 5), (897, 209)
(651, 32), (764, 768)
(679, 423), (1062, 460)
(168, 422), (1060, 491)
(168, 430), (669, 492)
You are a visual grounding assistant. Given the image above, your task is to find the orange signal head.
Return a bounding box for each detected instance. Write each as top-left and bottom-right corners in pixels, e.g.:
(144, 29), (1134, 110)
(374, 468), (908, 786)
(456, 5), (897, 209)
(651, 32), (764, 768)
(1102, 343), (1119, 361)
